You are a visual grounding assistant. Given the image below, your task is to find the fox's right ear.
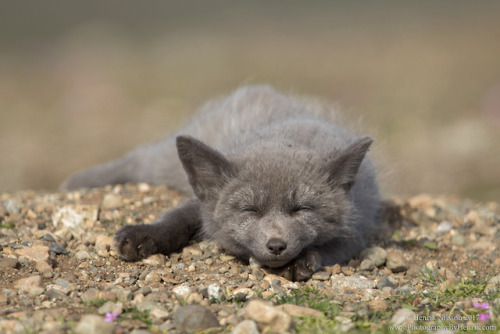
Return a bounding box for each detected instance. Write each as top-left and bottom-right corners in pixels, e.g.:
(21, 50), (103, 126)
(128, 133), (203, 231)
(176, 136), (237, 200)
(327, 136), (373, 192)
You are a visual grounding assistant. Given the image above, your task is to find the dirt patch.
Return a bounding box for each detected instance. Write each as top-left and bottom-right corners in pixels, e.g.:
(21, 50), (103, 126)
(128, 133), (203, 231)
(1, 185), (499, 333)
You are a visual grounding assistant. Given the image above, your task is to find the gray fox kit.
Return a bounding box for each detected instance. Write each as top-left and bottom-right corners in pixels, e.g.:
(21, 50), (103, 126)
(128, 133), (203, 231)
(61, 86), (381, 281)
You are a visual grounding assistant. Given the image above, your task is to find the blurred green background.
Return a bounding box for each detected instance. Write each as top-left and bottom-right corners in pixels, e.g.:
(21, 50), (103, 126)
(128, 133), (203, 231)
(1, 0), (499, 201)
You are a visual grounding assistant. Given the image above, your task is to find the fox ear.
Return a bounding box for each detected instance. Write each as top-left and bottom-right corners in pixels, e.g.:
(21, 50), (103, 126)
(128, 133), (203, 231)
(328, 136), (373, 192)
(176, 136), (236, 200)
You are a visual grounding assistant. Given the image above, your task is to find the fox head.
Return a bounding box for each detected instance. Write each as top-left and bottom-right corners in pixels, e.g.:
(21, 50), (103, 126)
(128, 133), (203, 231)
(176, 135), (373, 268)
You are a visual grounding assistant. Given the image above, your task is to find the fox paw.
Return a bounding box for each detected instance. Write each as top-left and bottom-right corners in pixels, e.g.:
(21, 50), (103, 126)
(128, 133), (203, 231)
(270, 251), (322, 281)
(113, 225), (158, 261)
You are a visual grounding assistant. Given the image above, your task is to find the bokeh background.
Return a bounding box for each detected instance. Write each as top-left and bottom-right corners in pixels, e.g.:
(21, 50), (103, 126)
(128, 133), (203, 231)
(1, 0), (499, 201)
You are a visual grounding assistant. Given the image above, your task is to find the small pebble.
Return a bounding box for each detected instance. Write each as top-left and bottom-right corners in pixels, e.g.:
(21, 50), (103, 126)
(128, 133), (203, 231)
(243, 300), (291, 333)
(75, 250), (93, 260)
(232, 320), (259, 334)
(386, 250), (409, 273)
(391, 308), (416, 327)
(360, 247), (387, 267)
(331, 275), (376, 291)
(312, 271), (331, 280)
(436, 221), (453, 233)
(3, 199), (21, 214)
(41, 233), (56, 242)
(207, 282), (225, 301)
(0, 257), (20, 270)
(378, 276), (396, 290)
(50, 243), (69, 255)
(359, 259), (375, 271)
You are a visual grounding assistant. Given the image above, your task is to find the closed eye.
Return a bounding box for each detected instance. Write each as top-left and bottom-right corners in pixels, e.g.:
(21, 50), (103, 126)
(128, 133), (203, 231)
(291, 205), (314, 213)
(241, 206), (259, 213)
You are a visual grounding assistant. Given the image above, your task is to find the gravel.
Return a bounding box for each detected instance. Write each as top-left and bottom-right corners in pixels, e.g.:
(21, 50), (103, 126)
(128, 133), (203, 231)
(1, 185), (499, 333)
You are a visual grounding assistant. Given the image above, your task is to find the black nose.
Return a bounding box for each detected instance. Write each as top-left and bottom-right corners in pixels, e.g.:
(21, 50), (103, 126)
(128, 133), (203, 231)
(266, 238), (287, 255)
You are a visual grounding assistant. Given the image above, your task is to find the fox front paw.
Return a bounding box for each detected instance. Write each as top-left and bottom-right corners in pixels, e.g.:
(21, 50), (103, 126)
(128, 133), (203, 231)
(269, 251), (322, 281)
(113, 225), (158, 261)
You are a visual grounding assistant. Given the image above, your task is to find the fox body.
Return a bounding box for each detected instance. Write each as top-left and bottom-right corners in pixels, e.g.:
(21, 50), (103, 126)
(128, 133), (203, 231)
(62, 86), (381, 280)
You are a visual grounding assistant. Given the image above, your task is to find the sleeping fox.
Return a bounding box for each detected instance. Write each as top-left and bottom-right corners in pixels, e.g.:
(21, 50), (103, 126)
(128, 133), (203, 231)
(61, 86), (381, 281)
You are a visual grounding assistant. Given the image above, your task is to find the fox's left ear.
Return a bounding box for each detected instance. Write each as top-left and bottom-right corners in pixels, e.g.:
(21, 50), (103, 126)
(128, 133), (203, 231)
(327, 137), (373, 192)
(176, 136), (237, 201)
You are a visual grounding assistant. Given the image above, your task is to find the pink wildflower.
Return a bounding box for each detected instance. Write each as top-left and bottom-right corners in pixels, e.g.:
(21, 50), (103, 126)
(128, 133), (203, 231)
(472, 302), (489, 310)
(104, 311), (119, 322)
(479, 313), (491, 322)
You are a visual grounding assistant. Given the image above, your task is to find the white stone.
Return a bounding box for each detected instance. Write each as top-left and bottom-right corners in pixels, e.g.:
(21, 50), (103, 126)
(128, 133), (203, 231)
(436, 221), (453, 233)
(52, 205), (98, 236)
(207, 282), (224, 301)
(172, 284), (192, 298)
(391, 308), (416, 327)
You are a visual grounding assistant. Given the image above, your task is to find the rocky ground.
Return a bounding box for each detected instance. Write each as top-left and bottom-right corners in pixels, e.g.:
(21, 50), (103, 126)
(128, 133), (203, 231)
(0, 184), (499, 333)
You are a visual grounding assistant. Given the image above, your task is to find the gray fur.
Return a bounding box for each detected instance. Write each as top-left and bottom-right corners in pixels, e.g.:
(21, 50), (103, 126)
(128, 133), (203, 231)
(61, 86), (381, 281)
